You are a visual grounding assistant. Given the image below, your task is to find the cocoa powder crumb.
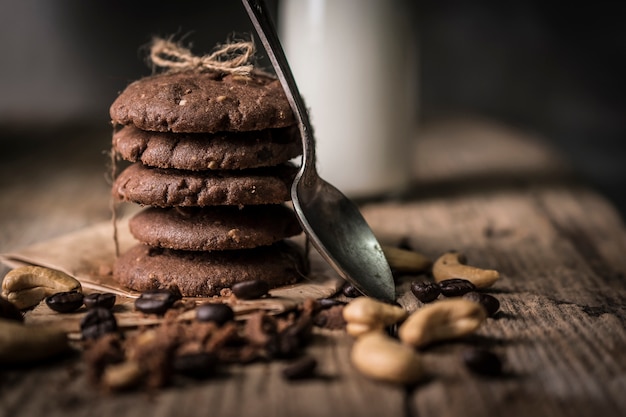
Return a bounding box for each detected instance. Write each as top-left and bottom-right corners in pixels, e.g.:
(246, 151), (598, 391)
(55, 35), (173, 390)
(244, 311), (278, 346)
(205, 321), (240, 352)
(82, 333), (125, 385)
(219, 288), (233, 297)
(83, 297), (328, 391)
(98, 264), (113, 276)
(313, 305), (346, 330)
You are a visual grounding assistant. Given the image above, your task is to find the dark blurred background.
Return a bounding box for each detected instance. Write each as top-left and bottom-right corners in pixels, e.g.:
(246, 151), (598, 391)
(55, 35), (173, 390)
(1, 0), (625, 216)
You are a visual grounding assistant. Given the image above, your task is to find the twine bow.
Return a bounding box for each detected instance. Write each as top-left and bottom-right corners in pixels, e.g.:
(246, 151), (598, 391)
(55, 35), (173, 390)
(149, 37), (256, 76)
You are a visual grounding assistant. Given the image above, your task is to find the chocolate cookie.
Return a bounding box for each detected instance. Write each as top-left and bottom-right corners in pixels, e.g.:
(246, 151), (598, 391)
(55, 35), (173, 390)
(128, 205), (302, 251)
(110, 70), (295, 133)
(113, 125), (302, 170)
(113, 241), (305, 297)
(112, 162), (296, 207)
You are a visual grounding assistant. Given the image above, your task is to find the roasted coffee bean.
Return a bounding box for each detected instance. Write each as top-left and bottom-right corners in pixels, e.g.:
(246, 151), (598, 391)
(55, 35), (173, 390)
(463, 292), (500, 317)
(462, 348), (502, 376)
(281, 355), (318, 380)
(396, 237), (413, 251)
(196, 303), (234, 325)
(231, 280), (270, 300)
(342, 283), (362, 298)
(0, 296), (23, 322)
(173, 352), (217, 379)
(45, 290), (84, 313)
(83, 292), (116, 310)
(410, 281), (441, 303)
(316, 298), (347, 309)
(80, 307), (118, 340)
(134, 289), (180, 315)
(439, 278), (476, 297)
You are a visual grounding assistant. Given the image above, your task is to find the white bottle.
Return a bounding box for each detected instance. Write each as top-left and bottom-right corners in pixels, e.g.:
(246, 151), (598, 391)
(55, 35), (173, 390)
(279, 0), (417, 198)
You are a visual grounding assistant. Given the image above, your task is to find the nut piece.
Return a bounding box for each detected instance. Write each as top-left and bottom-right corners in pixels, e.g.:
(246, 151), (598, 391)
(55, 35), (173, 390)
(351, 331), (423, 384)
(0, 318), (70, 364)
(382, 245), (432, 273)
(2, 266), (82, 309)
(102, 360), (144, 391)
(398, 299), (487, 348)
(432, 252), (499, 288)
(343, 297), (408, 327)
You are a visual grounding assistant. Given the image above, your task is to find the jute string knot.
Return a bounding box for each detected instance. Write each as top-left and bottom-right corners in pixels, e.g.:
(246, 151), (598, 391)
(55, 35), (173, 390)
(150, 37), (256, 76)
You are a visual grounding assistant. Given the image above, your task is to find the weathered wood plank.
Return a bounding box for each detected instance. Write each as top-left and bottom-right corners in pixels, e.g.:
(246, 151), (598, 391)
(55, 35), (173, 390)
(364, 190), (626, 416)
(359, 120), (626, 417)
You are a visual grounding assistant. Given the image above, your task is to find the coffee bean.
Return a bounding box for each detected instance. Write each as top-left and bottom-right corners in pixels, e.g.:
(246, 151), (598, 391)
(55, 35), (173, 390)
(462, 348), (502, 376)
(463, 292), (500, 316)
(231, 280), (270, 300)
(80, 307), (118, 340)
(196, 303), (234, 325)
(45, 290), (84, 313)
(439, 278), (476, 297)
(83, 292), (116, 310)
(316, 298), (347, 309)
(342, 283), (362, 298)
(134, 289), (180, 315)
(281, 355), (317, 380)
(396, 237), (413, 251)
(410, 281), (441, 303)
(0, 296), (23, 322)
(173, 352), (217, 379)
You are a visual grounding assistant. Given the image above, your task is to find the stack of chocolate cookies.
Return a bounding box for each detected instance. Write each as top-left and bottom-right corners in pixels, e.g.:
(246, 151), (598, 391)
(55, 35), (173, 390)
(109, 70), (306, 297)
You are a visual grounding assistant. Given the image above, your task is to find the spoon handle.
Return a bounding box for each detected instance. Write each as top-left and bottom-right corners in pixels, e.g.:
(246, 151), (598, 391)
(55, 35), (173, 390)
(241, 0), (316, 179)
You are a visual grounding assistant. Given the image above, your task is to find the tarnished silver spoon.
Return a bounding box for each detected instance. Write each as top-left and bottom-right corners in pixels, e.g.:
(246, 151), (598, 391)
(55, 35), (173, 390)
(242, 0), (395, 302)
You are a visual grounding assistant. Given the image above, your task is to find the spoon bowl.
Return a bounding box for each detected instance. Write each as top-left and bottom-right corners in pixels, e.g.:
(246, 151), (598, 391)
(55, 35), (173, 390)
(242, 0), (396, 302)
(293, 171), (396, 301)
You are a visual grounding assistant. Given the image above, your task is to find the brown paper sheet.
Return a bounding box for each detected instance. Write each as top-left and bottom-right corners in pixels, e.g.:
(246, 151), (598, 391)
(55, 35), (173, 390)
(0, 216), (344, 334)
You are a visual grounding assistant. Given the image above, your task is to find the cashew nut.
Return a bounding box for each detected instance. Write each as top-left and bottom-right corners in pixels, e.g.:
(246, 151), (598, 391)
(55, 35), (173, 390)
(382, 245), (432, 273)
(102, 360), (144, 391)
(398, 298), (487, 348)
(0, 318), (70, 364)
(432, 252), (499, 288)
(350, 331), (423, 384)
(1, 266), (82, 309)
(343, 297), (407, 327)
(346, 322), (384, 338)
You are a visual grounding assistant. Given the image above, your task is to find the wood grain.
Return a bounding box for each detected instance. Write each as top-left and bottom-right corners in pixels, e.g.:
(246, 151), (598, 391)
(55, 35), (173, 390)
(1, 119), (625, 417)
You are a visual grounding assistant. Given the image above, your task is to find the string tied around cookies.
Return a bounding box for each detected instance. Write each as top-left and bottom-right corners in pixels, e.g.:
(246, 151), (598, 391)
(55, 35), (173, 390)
(150, 37), (256, 76)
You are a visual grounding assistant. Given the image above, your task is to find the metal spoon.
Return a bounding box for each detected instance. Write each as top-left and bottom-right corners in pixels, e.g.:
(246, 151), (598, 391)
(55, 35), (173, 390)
(242, 0), (395, 302)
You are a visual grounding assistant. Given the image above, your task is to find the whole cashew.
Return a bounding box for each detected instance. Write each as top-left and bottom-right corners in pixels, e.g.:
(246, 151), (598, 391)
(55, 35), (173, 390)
(346, 322), (383, 338)
(350, 331), (423, 384)
(432, 252), (499, 288)
(382, 245), (432, 273)
(2, 266), (82, 309)
(398, 298), (487, 348)
(343, 297), (407, 327)
(0, 318), (70, 364)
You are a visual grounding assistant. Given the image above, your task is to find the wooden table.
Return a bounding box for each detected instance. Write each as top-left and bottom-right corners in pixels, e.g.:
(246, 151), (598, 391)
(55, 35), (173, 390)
(1, 118), (625, 417)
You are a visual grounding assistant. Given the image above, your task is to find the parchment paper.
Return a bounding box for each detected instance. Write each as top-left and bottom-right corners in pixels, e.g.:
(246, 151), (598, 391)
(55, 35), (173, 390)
(0, 215), (344, 334)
